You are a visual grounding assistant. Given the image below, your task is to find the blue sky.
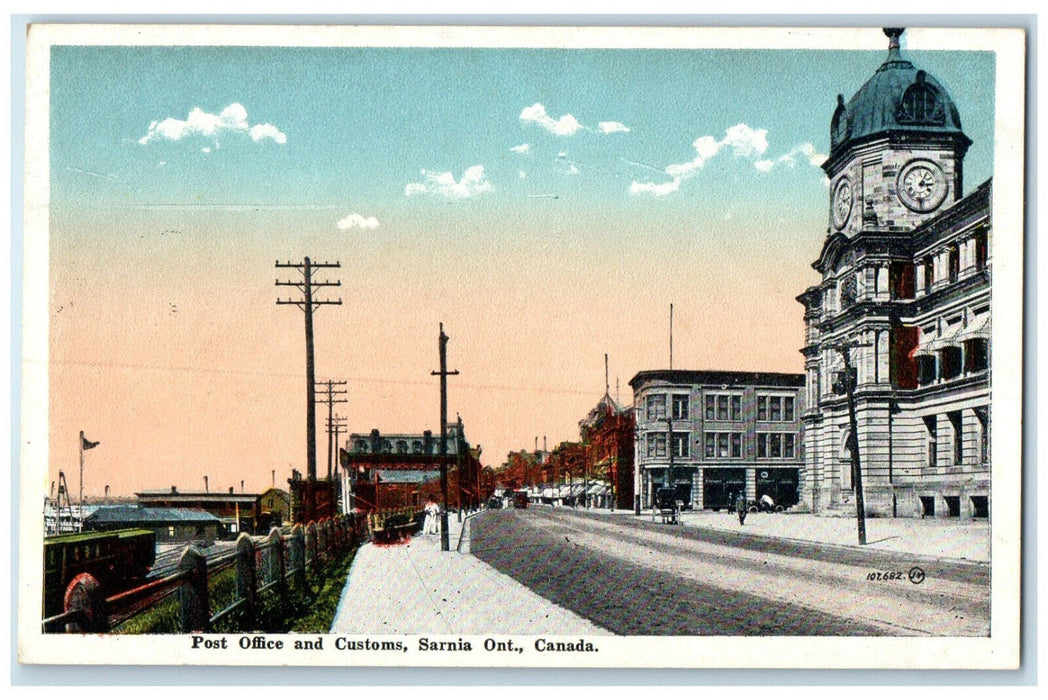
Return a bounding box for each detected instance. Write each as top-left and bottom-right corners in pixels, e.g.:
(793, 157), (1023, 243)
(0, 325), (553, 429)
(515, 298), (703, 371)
(44, 36), (998, 492)
(50, 45), (994, 221)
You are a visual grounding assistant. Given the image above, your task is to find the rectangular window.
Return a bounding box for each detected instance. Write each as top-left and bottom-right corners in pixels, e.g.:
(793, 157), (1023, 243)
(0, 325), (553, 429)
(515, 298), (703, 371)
(757, 396), (768, 421)
(672, 395), (689, 420)
(770, 433), (782, 458)
(705, 432), (742, 459)
(708, 393), (742, 421)
(672, 432), (689, 458)
(646, 394), (666, 421)
(975, 407), (989, 463)
(949, 411), (963, 465)
(784, 397), (795, 422)
(924, 416), (937, 468)
(770, 396), (782, 421)
(785, 433), (795, 459)
(647, 433), (666, 458)
(757, 433), (767, 458)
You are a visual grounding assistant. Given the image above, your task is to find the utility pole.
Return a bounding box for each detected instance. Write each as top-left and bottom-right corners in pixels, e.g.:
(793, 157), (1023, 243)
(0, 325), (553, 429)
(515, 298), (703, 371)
(669, 302), (674, 370)
(327, 413), (347, 513)
(430, 323), (459, 552)
(315, 380), (348, 481)
(831, 340), (870, 545)
(277, 257), (342, 523)
(665, 417), (674, 490)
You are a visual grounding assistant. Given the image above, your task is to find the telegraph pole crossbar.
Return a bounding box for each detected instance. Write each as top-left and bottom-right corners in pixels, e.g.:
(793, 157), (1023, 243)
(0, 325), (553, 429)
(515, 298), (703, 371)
(316, 380), (348, 481)
(276, 257), (342, 523)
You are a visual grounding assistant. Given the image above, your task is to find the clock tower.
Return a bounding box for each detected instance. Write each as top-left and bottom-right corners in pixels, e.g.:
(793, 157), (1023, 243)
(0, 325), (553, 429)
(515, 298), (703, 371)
(822, 28), (971, 236)
(798, 28), (989, 520)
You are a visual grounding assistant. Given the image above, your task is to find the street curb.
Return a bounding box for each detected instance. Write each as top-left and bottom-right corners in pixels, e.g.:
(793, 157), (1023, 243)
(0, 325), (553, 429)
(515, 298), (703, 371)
(545, 506), (990, 572)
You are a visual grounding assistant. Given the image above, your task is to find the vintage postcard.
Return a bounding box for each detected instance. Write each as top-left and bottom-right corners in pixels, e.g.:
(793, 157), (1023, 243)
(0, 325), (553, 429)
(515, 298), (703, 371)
(18, 23), (1025, 669)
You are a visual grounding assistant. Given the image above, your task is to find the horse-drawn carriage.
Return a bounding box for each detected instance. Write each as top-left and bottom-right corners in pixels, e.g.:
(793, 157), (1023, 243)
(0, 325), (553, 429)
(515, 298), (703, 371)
(651, 487), (682, 524)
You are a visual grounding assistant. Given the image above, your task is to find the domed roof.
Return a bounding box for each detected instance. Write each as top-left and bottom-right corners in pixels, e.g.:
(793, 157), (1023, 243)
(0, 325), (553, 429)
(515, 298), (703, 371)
(829, 29), (969, 158)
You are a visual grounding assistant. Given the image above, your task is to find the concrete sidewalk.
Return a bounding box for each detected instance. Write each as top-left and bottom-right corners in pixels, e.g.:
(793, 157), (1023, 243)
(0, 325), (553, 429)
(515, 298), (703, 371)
(329, 515), (609, 635)
(566, 506), (990, 564)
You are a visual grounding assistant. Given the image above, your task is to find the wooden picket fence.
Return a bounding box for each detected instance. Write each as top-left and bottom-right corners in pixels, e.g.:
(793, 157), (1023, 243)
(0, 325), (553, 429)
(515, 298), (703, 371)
(42, 513), (373, 634)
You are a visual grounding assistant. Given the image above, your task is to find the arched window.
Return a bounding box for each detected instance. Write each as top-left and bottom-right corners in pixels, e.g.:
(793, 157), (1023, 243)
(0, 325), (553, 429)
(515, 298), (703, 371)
(354, 439), (368, 452)
(839, 428), (854, 490)
(396, 440), (409, 454)
(412, 440), (424, 454)
(896, 72), (945, 125)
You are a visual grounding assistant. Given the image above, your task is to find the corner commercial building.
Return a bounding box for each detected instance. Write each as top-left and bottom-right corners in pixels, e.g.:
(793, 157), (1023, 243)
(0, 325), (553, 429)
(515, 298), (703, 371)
(630, 370), (805, 511)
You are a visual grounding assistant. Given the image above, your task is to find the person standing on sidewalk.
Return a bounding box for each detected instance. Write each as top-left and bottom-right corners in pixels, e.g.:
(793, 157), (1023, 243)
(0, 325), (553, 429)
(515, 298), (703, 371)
(735, 491), (747, 525)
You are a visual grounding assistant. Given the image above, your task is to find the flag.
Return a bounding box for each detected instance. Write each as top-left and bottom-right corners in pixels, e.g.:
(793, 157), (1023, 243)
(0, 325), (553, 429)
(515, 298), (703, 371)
(81, 435), (100, 450)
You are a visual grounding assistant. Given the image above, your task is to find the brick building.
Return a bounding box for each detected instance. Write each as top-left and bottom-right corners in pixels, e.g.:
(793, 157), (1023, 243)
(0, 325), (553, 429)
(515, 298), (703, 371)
(798, 29), (991, 519)
(579, 393), (635, 510)
(341, 419), (489, 513)
(630, 370), (805, 511)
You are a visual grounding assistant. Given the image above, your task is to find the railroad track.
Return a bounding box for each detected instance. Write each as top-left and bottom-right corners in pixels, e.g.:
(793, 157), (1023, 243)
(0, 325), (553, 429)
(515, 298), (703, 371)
(148, 540), (239, 579)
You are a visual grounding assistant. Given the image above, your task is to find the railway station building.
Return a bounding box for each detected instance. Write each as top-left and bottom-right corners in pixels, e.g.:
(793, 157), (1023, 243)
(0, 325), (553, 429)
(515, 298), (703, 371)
(341, 418), (489, 513)
(630, 370), (805, 511)
(797, 29), (991, 519)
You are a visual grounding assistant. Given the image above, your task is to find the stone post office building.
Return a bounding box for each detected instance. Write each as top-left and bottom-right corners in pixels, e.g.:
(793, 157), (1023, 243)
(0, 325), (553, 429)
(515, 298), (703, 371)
(798, 29), (991, 519)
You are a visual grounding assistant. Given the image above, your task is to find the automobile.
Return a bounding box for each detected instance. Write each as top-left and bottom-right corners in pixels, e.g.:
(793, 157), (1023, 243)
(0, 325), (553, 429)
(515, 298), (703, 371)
(512, 491), (529, 509)
(748, 494), (785, 513)
(651, 487), (681, 524)
(487, 496), (502, 510)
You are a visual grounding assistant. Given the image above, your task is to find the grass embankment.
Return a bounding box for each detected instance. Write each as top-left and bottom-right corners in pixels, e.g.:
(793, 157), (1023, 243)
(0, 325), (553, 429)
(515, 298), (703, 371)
(115, 548), (358, 634)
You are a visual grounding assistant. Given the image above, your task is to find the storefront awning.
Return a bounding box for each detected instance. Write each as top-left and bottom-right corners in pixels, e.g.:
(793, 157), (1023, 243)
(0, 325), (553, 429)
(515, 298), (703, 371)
(956, 314), (990, 342)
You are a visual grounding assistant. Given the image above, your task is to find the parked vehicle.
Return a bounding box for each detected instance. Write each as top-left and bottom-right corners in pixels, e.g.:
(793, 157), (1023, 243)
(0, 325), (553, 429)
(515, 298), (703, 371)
(651, 487), (681, 524)
(512, 491), (529, 509)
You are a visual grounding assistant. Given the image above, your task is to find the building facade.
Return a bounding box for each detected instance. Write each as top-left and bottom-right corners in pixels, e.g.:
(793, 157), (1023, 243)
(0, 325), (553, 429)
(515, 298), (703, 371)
(630, 370), (805, 511)
(798, 29), (991, 519)
(579, 393), (635, 510)
(341, 420), (488, 513)
(135, 487), (262, 534)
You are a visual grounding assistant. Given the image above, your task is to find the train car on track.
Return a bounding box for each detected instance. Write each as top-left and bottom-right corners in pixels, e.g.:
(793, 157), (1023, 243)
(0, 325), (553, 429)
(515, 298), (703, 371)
(43, 528), (156, 618)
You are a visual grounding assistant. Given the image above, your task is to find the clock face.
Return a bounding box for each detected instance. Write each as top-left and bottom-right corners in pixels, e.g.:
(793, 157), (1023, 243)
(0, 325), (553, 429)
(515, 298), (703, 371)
(831, 178), (853, 229)
(898, 160), (947, 212)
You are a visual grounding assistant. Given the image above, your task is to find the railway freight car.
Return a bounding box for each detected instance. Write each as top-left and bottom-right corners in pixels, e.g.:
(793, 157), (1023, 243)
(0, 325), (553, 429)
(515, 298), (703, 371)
(43, 528), (155, 618)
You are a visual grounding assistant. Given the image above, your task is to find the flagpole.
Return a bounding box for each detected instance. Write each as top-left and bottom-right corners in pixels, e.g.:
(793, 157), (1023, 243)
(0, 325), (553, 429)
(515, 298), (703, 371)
(78, 430), (84, 532)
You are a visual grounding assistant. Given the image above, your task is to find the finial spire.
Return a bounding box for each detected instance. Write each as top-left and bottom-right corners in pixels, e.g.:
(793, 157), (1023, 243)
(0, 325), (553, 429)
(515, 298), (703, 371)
(884, 28), (904, 57)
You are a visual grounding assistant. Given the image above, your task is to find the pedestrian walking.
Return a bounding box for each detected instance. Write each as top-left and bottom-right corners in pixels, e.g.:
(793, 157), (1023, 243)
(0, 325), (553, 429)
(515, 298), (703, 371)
(423, 495), (439, 535)
(735, 491), (747, 525)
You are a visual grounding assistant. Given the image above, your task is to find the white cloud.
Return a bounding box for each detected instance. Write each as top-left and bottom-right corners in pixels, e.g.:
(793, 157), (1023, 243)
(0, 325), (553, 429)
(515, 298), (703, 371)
(567, 164), (580, 175)
(631, 123), (822, 196)
(510, 143), (530, 154)
(337, 213), (380, 230)
(630, 179), (681, 196)
(519, 171), (527, 179)
(520, 103), (584, 136)
(404, 165), (493, 199)
(754, 142), (827, 173)
(599, 121), (630, 134)
(138, 103), (287, 146)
